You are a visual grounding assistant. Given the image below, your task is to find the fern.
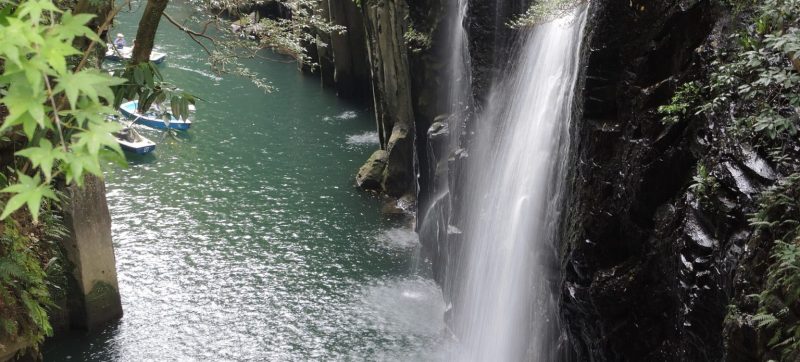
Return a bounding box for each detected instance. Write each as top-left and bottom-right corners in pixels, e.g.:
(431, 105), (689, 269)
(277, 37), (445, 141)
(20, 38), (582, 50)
(0, 258), (28, 283)
(752, 312), (779, 327)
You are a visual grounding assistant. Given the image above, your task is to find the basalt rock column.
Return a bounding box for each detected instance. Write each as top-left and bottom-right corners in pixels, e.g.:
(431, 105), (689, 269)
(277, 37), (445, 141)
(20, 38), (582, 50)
(357, 0), (416, 198)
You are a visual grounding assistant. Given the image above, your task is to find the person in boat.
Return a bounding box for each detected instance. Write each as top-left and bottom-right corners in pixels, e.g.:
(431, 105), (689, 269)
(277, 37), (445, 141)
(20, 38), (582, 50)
(114, 33), (126, 49)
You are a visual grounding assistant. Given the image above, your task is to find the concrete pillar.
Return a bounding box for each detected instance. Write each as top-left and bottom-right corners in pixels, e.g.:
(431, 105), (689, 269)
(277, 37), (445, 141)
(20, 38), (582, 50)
(62, 175), (122, 330)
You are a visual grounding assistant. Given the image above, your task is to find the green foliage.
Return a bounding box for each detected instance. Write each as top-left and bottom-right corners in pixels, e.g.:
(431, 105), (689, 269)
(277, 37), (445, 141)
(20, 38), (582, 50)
(0, 172), (58, 221)
(0, 2), (123, 352)
(658, 81), (701, 125)
(198, 0), (345, 86)
(748, 173), (800, 360)
(507, 0), (585, 28)
(404, 26), (431, 53)
(662, 0), (800, 144)
(688, 163), (719, 200)
(748, 173), (800, 240)
(0, 0), (126, 221)
(699, 0), (800, 143)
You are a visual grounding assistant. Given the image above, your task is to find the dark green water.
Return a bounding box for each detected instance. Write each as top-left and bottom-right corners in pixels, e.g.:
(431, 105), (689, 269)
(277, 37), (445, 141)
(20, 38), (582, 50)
(44, 1), (444, 360)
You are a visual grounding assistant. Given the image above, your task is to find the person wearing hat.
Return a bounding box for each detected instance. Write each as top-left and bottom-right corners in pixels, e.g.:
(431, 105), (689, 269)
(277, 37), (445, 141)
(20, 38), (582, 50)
(114, 33), (126, 49)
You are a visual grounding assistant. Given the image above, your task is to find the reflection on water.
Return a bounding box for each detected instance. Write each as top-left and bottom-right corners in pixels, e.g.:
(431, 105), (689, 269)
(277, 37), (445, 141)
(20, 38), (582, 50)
(43, 1), (443, 360)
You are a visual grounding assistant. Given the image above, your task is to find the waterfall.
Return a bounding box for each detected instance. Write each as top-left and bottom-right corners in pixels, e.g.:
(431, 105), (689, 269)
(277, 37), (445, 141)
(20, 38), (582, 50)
(446, 0), (472, 127)
(417, 0), (472, 298)
(449, 6), (588, 361)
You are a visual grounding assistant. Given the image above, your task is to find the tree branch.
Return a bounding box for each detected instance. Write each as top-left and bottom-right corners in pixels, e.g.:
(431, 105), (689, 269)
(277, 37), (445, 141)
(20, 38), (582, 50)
(162, 11), (217, 56)
(162, 11), (217, 42)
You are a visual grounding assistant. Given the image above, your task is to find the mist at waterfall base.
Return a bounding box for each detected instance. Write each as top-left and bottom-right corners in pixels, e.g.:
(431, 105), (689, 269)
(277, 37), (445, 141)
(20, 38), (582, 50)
(443, 7), (588, 361)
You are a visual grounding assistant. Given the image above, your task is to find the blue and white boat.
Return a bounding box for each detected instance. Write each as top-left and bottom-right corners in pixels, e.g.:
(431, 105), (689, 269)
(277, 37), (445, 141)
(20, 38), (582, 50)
(113, 127), (156, 154)
(105, 44), (167, 64)
(119, 100), (192, 130)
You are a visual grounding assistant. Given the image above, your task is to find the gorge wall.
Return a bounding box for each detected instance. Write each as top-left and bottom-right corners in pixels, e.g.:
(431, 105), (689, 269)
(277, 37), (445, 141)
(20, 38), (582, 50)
(562, 0), (724, 359)
(563, 0), (800, 360)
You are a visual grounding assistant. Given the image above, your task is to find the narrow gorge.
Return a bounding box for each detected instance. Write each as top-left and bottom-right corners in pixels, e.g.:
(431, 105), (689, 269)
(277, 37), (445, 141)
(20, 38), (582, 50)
(1, 0), (798, 360)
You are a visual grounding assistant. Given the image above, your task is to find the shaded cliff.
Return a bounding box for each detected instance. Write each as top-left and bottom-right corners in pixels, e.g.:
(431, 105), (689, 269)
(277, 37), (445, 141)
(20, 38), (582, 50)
(562, 0), (800, 360)
(562, 1), (722, 358)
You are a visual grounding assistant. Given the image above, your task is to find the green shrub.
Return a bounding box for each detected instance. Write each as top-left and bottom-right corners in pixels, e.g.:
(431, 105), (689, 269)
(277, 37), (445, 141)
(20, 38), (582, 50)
(688, 164), (719, 201)
(658, 81), (701, 125)
(661, 0), (800, 145)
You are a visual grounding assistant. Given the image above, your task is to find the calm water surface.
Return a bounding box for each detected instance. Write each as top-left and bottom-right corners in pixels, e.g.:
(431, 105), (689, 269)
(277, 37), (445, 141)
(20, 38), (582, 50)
(44, 2), (444, 360)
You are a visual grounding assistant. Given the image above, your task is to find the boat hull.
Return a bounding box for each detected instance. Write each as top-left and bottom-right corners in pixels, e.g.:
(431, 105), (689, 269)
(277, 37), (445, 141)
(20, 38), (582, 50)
(133, 118), (191, 130)
(119, 142), (156, 154)
(114, 127), (157, 154)
(119, 101), (191, 130)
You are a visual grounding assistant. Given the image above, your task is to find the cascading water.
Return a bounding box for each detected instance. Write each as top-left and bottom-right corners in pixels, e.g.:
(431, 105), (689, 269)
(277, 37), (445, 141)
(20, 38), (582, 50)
(417, 0), (472, 295)
(445, 0), (472, 125)
(450, 6), (588, 361)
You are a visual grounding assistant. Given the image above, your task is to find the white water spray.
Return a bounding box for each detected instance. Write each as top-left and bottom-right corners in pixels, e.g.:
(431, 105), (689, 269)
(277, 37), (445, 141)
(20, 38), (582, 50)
(451, 6), (587, 361)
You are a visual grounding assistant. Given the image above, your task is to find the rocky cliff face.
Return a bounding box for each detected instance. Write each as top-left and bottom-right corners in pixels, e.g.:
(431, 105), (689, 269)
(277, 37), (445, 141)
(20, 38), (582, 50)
(562, 1), (720, 358)
(562, 0), (799, 360)
(361, 0), (417, 198)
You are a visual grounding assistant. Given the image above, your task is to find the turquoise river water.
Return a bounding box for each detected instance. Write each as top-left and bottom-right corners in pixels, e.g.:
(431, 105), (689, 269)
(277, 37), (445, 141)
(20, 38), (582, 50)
(43, 1), (444, 360)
